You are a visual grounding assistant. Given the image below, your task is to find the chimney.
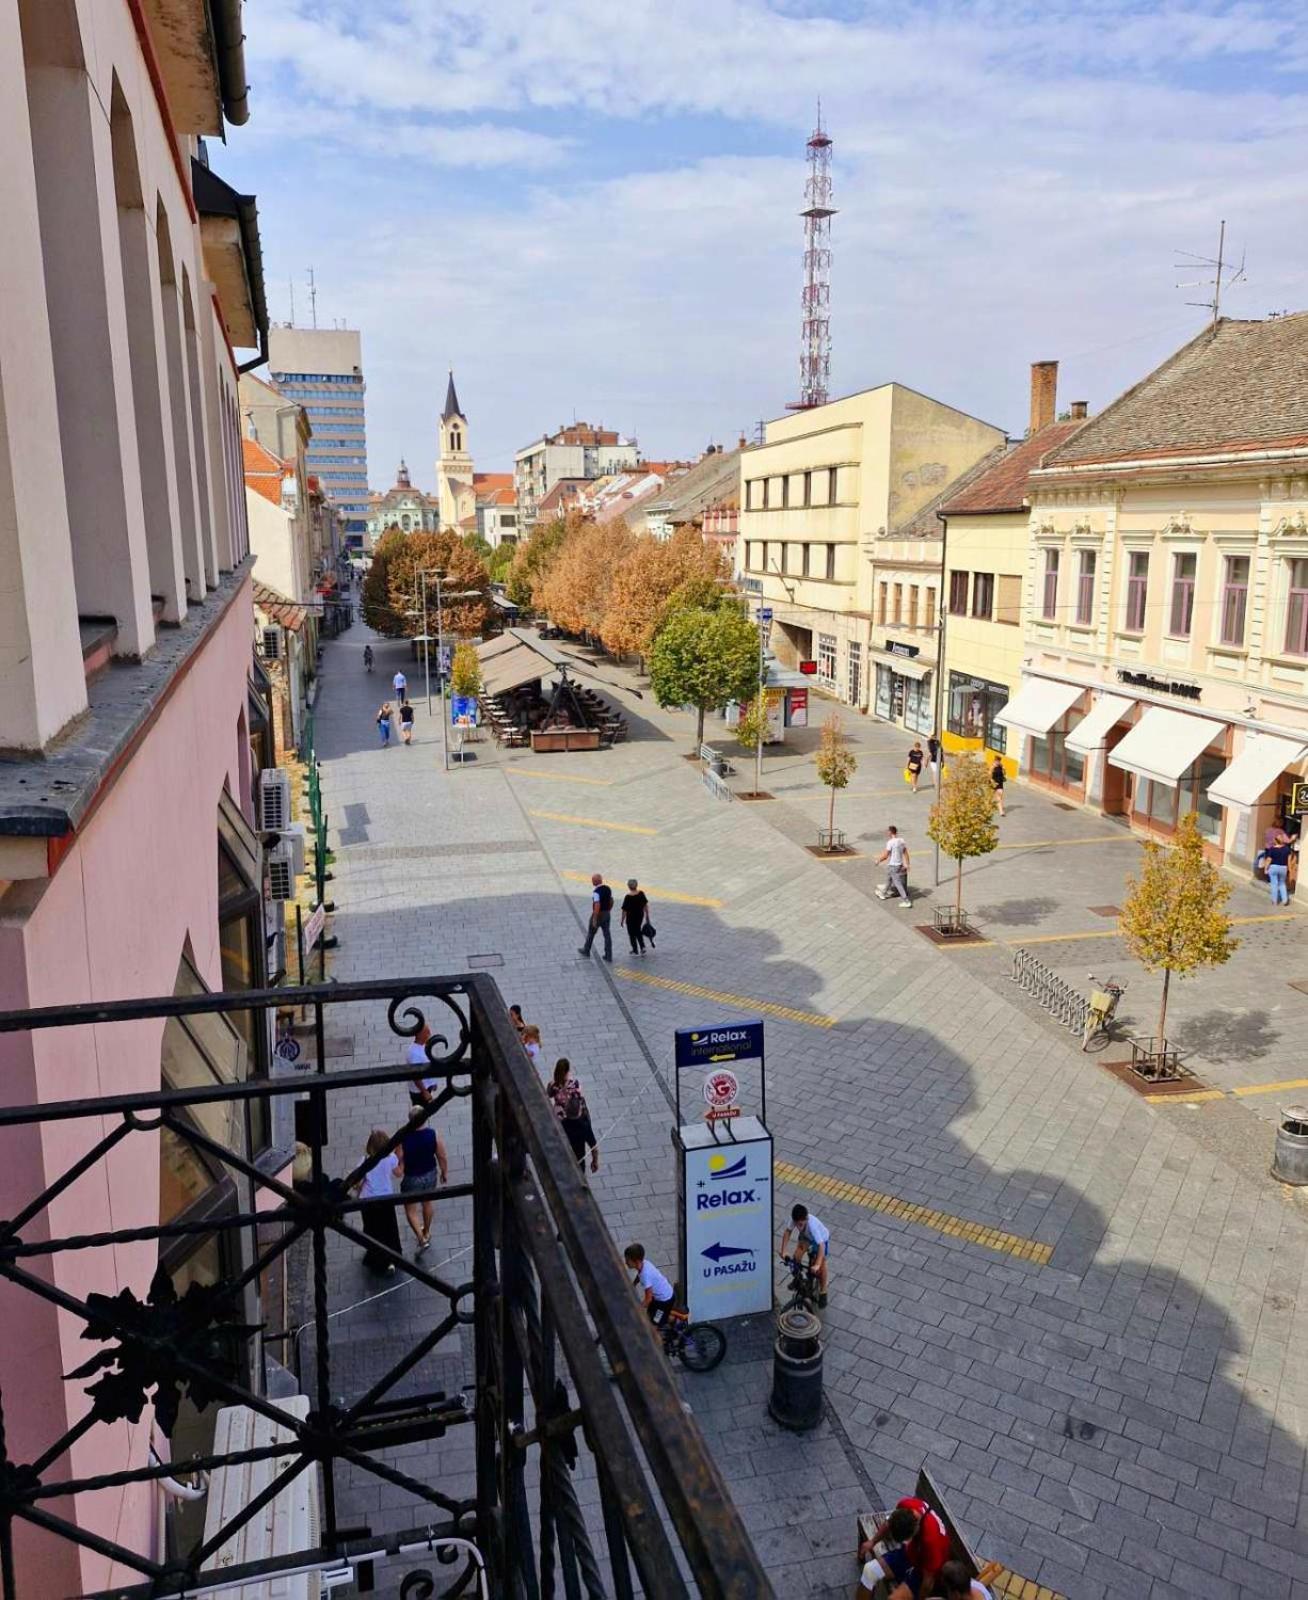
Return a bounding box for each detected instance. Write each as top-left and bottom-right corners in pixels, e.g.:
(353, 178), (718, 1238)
(1029, 360), (1058, 434)
(738, 432), (748, 450)
(1069, 400), (1088, 420)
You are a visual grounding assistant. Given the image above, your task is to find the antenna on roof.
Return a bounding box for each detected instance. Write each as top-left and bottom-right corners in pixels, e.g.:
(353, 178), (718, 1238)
(307, 267), (318, 330)
(288, 276), (295, 326)
(1174, 220), (1245, 330)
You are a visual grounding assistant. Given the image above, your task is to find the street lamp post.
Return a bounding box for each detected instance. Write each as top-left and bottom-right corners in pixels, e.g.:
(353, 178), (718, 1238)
(931, 512), (951, 887)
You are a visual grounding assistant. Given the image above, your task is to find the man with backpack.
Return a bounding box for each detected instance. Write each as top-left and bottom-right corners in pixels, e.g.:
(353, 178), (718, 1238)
(578, 873), (613, 962)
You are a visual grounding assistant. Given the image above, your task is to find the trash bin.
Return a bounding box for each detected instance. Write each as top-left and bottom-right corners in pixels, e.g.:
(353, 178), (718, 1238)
(1271, 1104), (1308, 1186)
(769, 1307), (823, 1431)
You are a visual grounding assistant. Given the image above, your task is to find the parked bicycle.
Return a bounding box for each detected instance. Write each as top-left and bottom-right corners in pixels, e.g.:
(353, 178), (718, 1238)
(778, 1254), (822, 1316)
(658, 1303), (727, 1372)
(1082, 973), (1127, 1052)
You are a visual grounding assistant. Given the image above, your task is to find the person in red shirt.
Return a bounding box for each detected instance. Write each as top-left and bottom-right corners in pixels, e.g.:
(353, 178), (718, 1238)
(855, 1496), (951, 1599)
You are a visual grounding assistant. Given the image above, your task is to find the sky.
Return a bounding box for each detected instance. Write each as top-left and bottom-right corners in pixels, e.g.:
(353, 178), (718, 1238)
(220, 0), (1308, 492)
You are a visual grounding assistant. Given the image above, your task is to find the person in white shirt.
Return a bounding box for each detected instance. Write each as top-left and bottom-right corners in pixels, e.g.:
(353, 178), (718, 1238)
(405, 1026), (450, 1182)
(623, 1243), (674, 1326)
(354, 1128), (402, 1275)
(875, 825), (911, 906)
(780, 1204), (831, 1306)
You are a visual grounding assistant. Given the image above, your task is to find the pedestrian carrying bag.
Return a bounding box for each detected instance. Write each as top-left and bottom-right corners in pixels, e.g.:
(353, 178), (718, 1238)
(902, 767), (913, 784)
(642, 917), (656, 940)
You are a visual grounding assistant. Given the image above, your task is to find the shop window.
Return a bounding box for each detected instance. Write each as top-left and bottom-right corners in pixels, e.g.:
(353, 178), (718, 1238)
(1169, 552), (1197, 637)
(948, 671), (1008, 755)
(949, 570), (969, 614)
(1029, 728), (1082, 789)
(817, 633), (837, 685)
(877, 583), (888, 624)
(1220, 556), (1249, 646)
(1125, 551), (1149, 631)
(825, 544), (836, 581)
(1075, 551), (1096, 625)
(160, 953), (247, 1224)
(1285, 558), (1308, 656)
(904, 674), (933, 734)
(996, 575), (1021, 625)
(1194, 755), (1227, 840)
(1041, 549), (1060, 620)
(972, 573), (994, 619)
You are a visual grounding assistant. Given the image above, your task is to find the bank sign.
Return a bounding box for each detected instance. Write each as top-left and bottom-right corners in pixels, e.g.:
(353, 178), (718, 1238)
(682, 1123), (773, 1320)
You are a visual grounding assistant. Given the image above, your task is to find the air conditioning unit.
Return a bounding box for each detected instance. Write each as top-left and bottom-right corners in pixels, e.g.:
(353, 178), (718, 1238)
(258, 770), (292, 833)
(280, 823), (307, 879)
(202, 1396), (321, 1598)
(267, 841), (296, 902)
(261, 626), (282, 661)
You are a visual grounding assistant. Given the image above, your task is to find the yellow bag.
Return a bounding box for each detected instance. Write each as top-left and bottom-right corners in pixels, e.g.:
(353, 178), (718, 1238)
(903, 767), (914, 784)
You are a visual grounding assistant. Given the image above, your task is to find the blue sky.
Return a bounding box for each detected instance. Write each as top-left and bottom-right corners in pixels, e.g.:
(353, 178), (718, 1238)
(220, 0), (1308, 490)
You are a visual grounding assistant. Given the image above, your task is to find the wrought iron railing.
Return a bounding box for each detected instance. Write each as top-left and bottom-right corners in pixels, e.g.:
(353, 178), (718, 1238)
(0, 976), (770, 1599)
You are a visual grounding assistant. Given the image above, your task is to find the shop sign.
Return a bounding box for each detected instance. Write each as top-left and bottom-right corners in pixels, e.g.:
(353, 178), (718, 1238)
(799, 659), (817, 675)
(1117, 669), (1202, 702)
(884, 640), (920, 659)
(703, 1068), (741, 1123)
(788, 687), (809, 728)
(1290, 781), (1308, 817)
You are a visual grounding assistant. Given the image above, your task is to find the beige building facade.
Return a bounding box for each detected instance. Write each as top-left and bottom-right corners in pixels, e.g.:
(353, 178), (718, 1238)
(1000, 316), (1308, 867)
(737, 385), (1004, 718)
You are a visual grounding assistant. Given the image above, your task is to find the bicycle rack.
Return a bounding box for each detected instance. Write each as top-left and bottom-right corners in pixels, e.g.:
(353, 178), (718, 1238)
(1010, 948), (1088, 1037)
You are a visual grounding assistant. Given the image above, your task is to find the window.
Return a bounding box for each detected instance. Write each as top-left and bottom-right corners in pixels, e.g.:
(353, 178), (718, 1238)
(745, 480), (758, 511)
(1075, 550), (1097, 625)
(817, 633), (837, 684)
(1285, 559), (1308, 656)
(875, 664), (893, 719)
(925, 588), (937, 631)
(892, 584), (903, 625)
(996, 575), (1022, 625)
(782, 543), (793, 575)
(745, 542), (757, 571)
(904, 674), (933, 734)
(1220, 556), (1250, 646)
(825, 544), (836, 581)
(781, 475), (790, 509)
(949, 570), (969, 614)
(972, 573), (994, 619)
(762, 479), (772, 510)
(947, 671), (1008, 755)
(1125, 551), (1149, 631)
(828, 467), (839, 502)
(803, 471), (812, 507)
(1169, 552), (1197, 637)
(1041, 549), (1060, 620)
(802, 543), (812, 578)
(760, 542), (770, 574)
(847, 640), (863, 707)
(877, 583), (888, 624)
(908, 586), (919, 628)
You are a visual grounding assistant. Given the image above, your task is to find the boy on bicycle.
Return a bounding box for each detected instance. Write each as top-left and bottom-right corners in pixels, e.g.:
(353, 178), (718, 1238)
(780, 1204), (830, 1308)
(624, 1243), (674, 1326)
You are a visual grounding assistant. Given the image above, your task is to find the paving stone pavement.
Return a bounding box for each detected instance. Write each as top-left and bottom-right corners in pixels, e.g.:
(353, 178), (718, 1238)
(305, 624), (1308, 1600)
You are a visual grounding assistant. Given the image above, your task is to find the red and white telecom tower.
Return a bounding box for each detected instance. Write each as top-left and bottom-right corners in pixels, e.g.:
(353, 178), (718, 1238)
(789, 108), (835, 411)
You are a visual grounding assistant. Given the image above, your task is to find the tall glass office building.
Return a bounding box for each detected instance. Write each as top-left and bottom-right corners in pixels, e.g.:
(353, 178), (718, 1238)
(268, 327), (371, 543)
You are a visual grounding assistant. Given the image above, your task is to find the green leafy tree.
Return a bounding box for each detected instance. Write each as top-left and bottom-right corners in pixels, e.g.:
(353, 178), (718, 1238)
(649, 605), (759, 755)
(656, 572), (732, 635)
(735, 697), (770, 756)
(926, 751), (999, 917)
(463, 531), (493, 561)
(1119, 811), (1238, 1041)
(450, 640), (483, 698)
(487, 541), (516, 582)
(814, 714), (857, 838)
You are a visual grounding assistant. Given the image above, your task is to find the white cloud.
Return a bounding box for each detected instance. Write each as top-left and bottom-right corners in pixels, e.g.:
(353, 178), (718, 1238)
(226, 0), (1308, 478)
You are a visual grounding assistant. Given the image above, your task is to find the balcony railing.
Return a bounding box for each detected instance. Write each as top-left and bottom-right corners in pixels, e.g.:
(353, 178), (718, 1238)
(0, 975), (770, 1599)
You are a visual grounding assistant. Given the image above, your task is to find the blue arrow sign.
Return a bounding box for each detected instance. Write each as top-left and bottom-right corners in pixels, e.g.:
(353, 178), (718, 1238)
(701, 1242), (755, 1263)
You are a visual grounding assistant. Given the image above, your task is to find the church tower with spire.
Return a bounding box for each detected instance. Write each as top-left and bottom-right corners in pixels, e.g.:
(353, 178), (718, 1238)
(437, 371), (476, 533)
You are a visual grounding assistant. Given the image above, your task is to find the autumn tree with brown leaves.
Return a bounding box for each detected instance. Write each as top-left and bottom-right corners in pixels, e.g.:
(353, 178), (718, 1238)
(536, 518), (633, 639)
(362, 528), (491, 639)
(603, 526), (729, 661)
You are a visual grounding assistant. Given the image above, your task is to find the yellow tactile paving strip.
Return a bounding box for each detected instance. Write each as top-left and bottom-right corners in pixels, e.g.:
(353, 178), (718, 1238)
(560, 871), (724, 908)
(775, 1161), (1053, 1265)
(529, 809), (657, 835)
(613, 968), (836, 1029)
(507, 768), (614, 786)
(991, 1573), (1066, 1600)
(1146, 1073), (1308, 1107)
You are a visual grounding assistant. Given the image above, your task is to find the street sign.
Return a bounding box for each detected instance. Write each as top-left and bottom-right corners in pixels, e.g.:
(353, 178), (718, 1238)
(759, 607), (772, 622)
(303, 902), (327, 951)
(675, 1022), (764, 1070)
(679, 1118), (773, 1320)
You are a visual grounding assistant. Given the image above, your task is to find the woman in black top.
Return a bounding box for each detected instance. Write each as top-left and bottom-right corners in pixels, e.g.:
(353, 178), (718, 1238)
(990, 757), (1006, 816)
(621, 879), (650, 955)
(400, 1112), (440, 1253)
(399, 700), (415, 745)
(906, 742), (925, 793)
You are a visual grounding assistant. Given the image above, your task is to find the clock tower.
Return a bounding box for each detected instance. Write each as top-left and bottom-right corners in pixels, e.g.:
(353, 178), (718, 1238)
(437, 371), (476, 532)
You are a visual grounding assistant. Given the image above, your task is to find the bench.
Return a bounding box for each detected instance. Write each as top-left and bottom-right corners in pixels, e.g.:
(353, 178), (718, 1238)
(698, 742), (735, 776)
(856, 1469), (1006, 1595)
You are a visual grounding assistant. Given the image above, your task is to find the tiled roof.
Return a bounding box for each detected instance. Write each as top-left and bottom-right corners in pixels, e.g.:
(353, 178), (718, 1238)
(253, 579), (307, 632)
(473, 472), (514, 494)
(940, 423), (1084, 515)
(243, 437), (286, 506)
(891, 448), (1018, 538)
(645, 447), (743, 524)
(1042, 314), (1308, 468)
(535, 479), (588, 515)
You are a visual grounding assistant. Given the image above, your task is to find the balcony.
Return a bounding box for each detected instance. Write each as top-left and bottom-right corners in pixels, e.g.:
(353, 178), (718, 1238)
(0, 972), (767, 1599)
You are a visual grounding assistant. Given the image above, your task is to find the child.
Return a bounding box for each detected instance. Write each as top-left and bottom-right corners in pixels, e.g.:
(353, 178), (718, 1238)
(623, 1243), (674, 1325)
(779, 1203), (830, 1307)
(521, 1023), (543, 1067)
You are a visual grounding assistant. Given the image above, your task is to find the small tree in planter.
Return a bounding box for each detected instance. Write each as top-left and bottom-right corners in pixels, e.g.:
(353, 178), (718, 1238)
(926, 752), (998, 930)
(450, 640), (482, 699)
(814, 714), (856, 850)
(735, 697), (771, 797)
(1119, 811), (1237, 1066)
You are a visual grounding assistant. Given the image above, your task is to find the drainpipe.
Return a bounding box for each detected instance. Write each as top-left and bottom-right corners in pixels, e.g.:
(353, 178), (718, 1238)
(212, 0), (250, 126)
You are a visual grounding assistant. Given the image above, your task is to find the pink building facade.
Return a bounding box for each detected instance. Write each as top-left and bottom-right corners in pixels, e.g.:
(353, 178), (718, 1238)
(0, 2), (271, 1590)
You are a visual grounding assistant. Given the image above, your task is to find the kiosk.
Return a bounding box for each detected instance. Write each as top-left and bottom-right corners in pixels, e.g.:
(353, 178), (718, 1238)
(673, 1022), (774, 1321)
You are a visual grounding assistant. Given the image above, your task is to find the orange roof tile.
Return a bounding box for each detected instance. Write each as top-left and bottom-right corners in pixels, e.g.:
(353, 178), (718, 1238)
(243, 437), (287, 506)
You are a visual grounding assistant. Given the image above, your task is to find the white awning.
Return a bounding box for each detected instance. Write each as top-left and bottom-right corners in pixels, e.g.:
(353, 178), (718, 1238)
(1066, 693), (1135, 754)
(1107, 706), (1224, 787)
(871, 651), (930, 681)
(994, 677), (1084, 736)
(1206, 733), (1306, 810)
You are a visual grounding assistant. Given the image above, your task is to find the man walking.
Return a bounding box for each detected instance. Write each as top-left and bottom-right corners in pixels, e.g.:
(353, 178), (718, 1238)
(393, 667), (408, 704)
(577, 873), (614, 962)
(875, 825), (911, 906)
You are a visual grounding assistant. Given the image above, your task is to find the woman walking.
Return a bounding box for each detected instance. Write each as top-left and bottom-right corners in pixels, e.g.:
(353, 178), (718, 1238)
(927, 733), (942, 787)
(521, 1023), (543, 1068)
(620, 879), (650, 957)
(906, 741), (925, 793)
(548, 1058), (599, 1175)
(354, 1128), (401, 1275)
(1258, 834), (1294, 905)
(400, 1109), (441, 1254)
(990, 755), (1007, 817)
(376, 701), (394, 747)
